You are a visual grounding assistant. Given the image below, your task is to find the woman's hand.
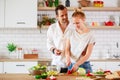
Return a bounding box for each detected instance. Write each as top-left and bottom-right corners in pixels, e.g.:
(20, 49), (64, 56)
(66, 57), (71, 66)
(71, 63), (79, 72)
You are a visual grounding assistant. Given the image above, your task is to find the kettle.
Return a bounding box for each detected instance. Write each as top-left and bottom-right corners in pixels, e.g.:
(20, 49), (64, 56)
(104, 20), (115, 26)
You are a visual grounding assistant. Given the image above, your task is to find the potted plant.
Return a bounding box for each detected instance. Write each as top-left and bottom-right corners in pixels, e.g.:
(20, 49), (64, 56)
(7, 43), (17, 53)
(38, 16), (56, 28)
(7, 43), (17, 58)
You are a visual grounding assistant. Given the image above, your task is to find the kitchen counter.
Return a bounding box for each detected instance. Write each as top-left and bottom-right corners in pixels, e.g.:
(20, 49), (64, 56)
(0, 58), (120, 62)
(0, 74), (106, 80)
(0, 58), (52, 62)
(0, 74), (81, 80)
(90, 59), (120, 62)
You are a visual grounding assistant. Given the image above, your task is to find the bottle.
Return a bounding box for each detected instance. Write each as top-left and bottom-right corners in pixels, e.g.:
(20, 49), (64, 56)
(49, 0), (53, 7)
(54, 0), (59, 7)
(65, 0), (70, 7)
(17, 48), (23, 59)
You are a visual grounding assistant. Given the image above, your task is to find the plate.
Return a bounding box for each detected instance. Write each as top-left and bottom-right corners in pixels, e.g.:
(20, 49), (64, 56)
(94, 74), (106, 77)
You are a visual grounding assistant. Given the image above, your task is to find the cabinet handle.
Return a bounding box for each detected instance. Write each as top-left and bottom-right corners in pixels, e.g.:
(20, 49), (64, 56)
(91, 65), (93, 66)
(118, 64), (120, 66)
(16, 65), (25, 66)
(17, 22), (25, 24)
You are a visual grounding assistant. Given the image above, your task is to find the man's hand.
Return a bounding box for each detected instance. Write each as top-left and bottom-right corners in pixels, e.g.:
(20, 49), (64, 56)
(54, 49), (62, 55)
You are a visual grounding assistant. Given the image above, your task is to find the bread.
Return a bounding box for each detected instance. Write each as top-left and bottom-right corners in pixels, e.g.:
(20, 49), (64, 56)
(116, 71), (120, 76)
(105, 71), (120, 79)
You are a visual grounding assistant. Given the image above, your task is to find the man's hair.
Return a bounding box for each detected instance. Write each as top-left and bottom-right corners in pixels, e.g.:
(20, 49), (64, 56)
(55, 5), (66, 15)
(72, 9), (85, 19)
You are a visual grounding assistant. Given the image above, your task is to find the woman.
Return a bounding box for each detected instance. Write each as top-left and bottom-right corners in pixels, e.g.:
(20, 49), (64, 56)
(65, 9), (95, 73)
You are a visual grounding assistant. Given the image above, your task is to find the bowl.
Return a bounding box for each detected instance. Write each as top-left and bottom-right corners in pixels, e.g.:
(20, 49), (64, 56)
(78, 0), (91, 7)
(29, 69), (46, 75)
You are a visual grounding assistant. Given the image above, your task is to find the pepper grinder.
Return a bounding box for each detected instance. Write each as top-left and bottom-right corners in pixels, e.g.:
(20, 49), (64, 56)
(65, 0), (70, 7)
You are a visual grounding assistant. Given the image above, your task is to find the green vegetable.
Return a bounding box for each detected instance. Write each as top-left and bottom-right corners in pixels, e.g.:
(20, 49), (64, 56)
(35, 75), (41, 79)
(77, 67), (86, 76)
(95, 71), (104, 74)
(41, 72), (48, 79)
(7, 43), (17, 52)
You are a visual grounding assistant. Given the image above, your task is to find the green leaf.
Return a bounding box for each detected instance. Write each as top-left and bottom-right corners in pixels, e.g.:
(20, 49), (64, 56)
(7, 43), (17, 52)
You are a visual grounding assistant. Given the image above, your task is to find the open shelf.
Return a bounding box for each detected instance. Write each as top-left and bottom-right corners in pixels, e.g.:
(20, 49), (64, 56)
(88, 26), (120, 29)
(38, 7), (120, 11)
(40, 25), (120, 29)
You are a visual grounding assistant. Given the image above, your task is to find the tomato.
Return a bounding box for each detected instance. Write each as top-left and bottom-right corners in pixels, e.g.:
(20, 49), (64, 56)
(86, 73), (93, 76)
(67, 70), (72, 74)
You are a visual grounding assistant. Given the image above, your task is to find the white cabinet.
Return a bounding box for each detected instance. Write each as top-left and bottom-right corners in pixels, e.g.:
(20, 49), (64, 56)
(4, 61), (37, 73)
(90, 62), (106, 72)
(0, 0), (4, 28)
(106, 62), (120, 72)
(0, 62), (3, 73)
(5, 0), (37, 28)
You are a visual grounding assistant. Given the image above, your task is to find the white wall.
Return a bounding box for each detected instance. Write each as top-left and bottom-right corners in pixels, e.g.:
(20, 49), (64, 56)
(0, 28), (120, 59)
(0, 0), (120, 59)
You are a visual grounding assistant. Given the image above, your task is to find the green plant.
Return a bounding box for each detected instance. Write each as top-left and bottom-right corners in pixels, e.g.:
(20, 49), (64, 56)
(7, 43), (17, 52)
(38, 16), (56, 27)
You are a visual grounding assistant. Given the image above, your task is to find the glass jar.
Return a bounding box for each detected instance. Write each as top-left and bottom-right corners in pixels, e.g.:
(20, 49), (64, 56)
(100, 1), (104, 7)
(38, 0), (44, 7)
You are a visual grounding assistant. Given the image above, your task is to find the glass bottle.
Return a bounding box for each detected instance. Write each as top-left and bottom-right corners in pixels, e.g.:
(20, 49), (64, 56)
(54, 0), (59, 7)
(17, 48), (23, 59)
(49, 0), (53, 7)
(65, 0), (70, 7)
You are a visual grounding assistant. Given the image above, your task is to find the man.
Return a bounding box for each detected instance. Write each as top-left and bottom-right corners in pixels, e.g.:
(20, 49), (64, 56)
(47, 5), (72, 68)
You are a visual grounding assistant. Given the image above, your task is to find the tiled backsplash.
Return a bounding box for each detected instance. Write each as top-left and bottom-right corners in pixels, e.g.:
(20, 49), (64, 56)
(0, 28), (120, 59)
(0, 0), (120, 59)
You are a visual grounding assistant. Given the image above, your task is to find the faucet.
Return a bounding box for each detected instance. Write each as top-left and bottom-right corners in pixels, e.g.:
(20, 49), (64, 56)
(113, 42), (120, 59)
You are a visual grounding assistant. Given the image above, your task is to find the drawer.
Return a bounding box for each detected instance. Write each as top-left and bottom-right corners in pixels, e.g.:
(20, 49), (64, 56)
(4, 62), (37, 73)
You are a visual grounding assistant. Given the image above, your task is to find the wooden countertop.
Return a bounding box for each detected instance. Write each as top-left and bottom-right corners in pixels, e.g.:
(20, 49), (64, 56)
(0, 58), (120, 62)
(0, 58), (52, 62)
(0, 74), (99, 80)
(90, 59), (120, 62)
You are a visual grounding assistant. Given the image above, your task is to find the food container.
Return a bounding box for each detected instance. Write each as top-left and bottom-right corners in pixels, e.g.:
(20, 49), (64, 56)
(24, 54), (38, 59)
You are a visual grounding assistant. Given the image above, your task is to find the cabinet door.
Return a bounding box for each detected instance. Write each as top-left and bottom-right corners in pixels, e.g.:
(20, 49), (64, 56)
(4, 62), (37, 73)
(90, 62), (106, 72)
(106, 62), (120, 72)
(0, 62), (3, 73)
(0, 0), (4, 28)
(5, 0), (37, 28)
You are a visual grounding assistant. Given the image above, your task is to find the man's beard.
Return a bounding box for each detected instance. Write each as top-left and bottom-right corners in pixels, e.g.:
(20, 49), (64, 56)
(61, 19), (68, 25)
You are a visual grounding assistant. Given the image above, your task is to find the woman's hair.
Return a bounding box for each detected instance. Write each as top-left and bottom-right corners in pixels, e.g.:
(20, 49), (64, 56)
(55, 5), (67, 15)
(72, 8), (85, 19)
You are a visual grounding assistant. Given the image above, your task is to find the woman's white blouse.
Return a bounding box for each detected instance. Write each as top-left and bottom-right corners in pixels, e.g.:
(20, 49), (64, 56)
(70, 31), (95, 62)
